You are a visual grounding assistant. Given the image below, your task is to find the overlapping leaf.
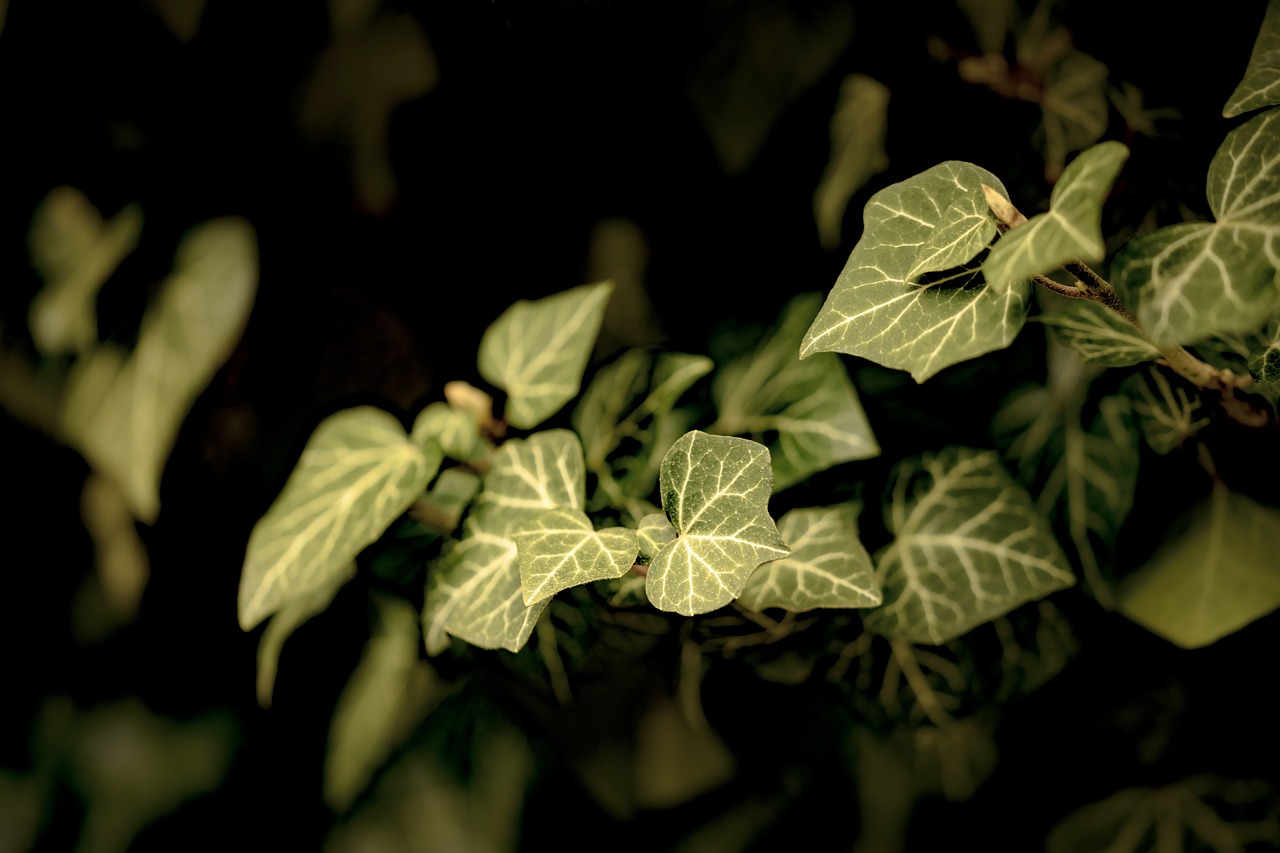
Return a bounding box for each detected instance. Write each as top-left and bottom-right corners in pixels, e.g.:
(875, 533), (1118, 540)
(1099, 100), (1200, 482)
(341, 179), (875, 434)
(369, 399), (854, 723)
(1223, 0), (1280, 117)
(239, 407), (440, 630)
(424, 430), (583, 653)
(713, 293), (878, 490)
(1118, 482), (1280, 648)
(645, 432), (789, 616)
(1247, 318), (1280, 400)
(863, 447), (1074, 645)
(982, 141), (1128, 289)
(636, 512), (676, 564)
(478, 282), (614, 428)
(62, 218), (257, 523)
(411, 401), (488, 461)
(738, 504), (880, 612)
(814, 74), (891, 250)
(1126, 367), (1210, 454)
(257, 565), (354, 709)
(1116, 108), (1280, 345)
(513, 509), (638, 604)
(801, 162), (1032, 382)
(1037, 303), (1161, 366)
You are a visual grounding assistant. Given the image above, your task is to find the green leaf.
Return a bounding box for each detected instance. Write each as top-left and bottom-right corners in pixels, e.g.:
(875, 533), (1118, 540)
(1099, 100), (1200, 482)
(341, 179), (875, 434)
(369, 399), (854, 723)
(1118, 482), (1280, 648)
(637, 512), (677, 564)
(256, 564), (354, 709)
(645, 431), (789, 616)
(594, 573), (649, 607)
(800, 162), (1032, 382)
(1038, 51), (1109, 182)
(1126, 367), (1210, 454)
(239, 407), (440, 630)
(814, 74), (891, 250)
(478, 281), (614, 428)
(1224, 0), (1280, 117)
(411, 402), (488, 461)
(513, 508), (638, 604)
(737, 504), (880, 612)
(28, 187), (142, 357)
(864, 447), (1075, 645)
(414, 468), (482, 533)
(1118, 109), (1280, 345)
(1036, 302), (1162, 366)
(61, 218), (257, 523)
(423, 430), (584, 653)
(982, 141), (1129, 289)
(713, 293), (878, 490)
(1247, 318), (1280, 400)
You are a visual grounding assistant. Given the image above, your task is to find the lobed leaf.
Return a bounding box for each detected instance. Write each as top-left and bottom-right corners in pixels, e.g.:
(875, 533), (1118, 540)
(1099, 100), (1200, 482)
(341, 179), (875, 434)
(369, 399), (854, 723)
(713, 293), (878, 490)
(239, 407), (439, 630)
(1118, 482), (1280, 648)
(478, 281), (614, 428)
(646, 431), (789, 615)
(737, 504), (880, 612)
(864, 447), (1074, 645)
(982, 141), (1128, 289)
(513, 508), (638, 605)
(1036, 302), (1161, 366)
(801, 162), (1032, 382)
(1223, 0), (1280, 117)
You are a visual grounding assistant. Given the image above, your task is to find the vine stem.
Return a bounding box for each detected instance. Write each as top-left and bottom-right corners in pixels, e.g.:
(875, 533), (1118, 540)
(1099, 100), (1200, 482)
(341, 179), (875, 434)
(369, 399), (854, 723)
(982, 186), (1267, 425)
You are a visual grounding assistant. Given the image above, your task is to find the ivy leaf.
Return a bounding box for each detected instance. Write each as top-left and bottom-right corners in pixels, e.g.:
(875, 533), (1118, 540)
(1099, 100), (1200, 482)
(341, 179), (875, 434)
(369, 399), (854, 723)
(423, 430), (584, 653)
(737, 504), (880, 612)
(713, 293), (878, 491)
(62, 218), (257, 523)
(28, 187), (141, 358)
(239, 407), (440, 630)
(1126, 367), (1210, 454)
(1223, 0), (1280, 117)
(1036, 302), (1162, 366)
(411, 402), (488, 461)
(478, 282), (614, 429)
(637, 512), (677, 564)
(800, 162), (1032, 382)
(1247, 318), (1280, 401)
(256, 565), (354, 709)
(864, 447), (1074, 645)
(1118, 482), (1280, 648)
(645, 431), (789, 616)
(513, 508), (638, 605)
(413, 468), (482, 533)
(1117, 108), (1280, 345)
(1038, 51), (1109, 182)
(814, 74), (891, 250)
(982, 141), (1129, 289)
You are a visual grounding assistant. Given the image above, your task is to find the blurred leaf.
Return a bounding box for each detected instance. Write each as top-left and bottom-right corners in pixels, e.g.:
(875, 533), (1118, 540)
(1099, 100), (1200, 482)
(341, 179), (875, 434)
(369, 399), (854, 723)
(802, 162), (1031, 382)
(983, 141), (1128, 289)
(646, 431), (788, 616)
(1038, 302), (1161, 367)
(1039, 51), (1109, 182)
(411, 468), (482, 534)
(814, 74), (890, 250)
(28, 187), (141, 357)
(239, 407), (440, 630)
(1247, 318), (1280, 401)
(479, 282), (614, 429)
(326, 597), (443, 811)
(864, 447), (1074, 645)
(513, 507), (638, 605)
(957, 0), (1017, 54)
(144, 0), (208, 42)
(1118, 482), (1280, 648)
(1224, 0), (1280, 117)
(587, 218), (663, 351)
(714, 293), (878, 490)
(0, 770), (43, 853)
(61, 218), (256, 523)
(738, 503), (879, 612)
(1126, 367), (1210, 454)
(634, 694), (735, 810)
(411, 402), (489, 462)
(256, 564), (355, 709)
(74, 473), (150, 643)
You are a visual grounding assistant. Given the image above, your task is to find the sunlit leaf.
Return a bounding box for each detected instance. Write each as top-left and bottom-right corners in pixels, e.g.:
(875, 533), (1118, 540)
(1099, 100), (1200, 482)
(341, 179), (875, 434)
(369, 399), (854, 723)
(1117, 109), (1280, 345)
(256, 564), (354, 709)
(513, 508), (638, 604)
(814, 74), (891, 250)
(1037, 302), (1161, 366)
(1118, 482), (1280, 648)
(326, 596), (442, 811)
(478, 281), (614, 429)
(645, 431), (789, 616)
(982, 141), (1128, 289)
(238, 407), (439, 630)
(411, 401), (489, 461)
(1039, 51), (1109, 182)
(424, 430), (584, 652)
(62, 218), (257, 523)
(738, 503), (880, 612)
(864, 447), (1074, 645)
(1247, 318), (1280, 400)
(713, 293), (878, 490)
(1224, 0), (1280, 117)
(28, 187), (141, 357)
(637, 512), (677, 564)
(801, 162), (1032, 382)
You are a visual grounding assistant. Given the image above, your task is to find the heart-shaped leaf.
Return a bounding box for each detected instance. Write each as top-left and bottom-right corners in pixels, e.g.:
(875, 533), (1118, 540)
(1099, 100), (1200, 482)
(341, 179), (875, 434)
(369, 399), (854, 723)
(239, 406), (440, 630)
(801, 162), (1032, 382)
(645, 431), (789, 616)
(514, 508), (638, 604)
(863, 447), (1074, 645)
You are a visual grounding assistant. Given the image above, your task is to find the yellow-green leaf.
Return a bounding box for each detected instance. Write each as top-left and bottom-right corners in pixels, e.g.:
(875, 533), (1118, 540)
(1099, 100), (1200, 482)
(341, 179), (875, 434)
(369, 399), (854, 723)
(513, 508), (638, 604)
(1224, 0), (1280, 117)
